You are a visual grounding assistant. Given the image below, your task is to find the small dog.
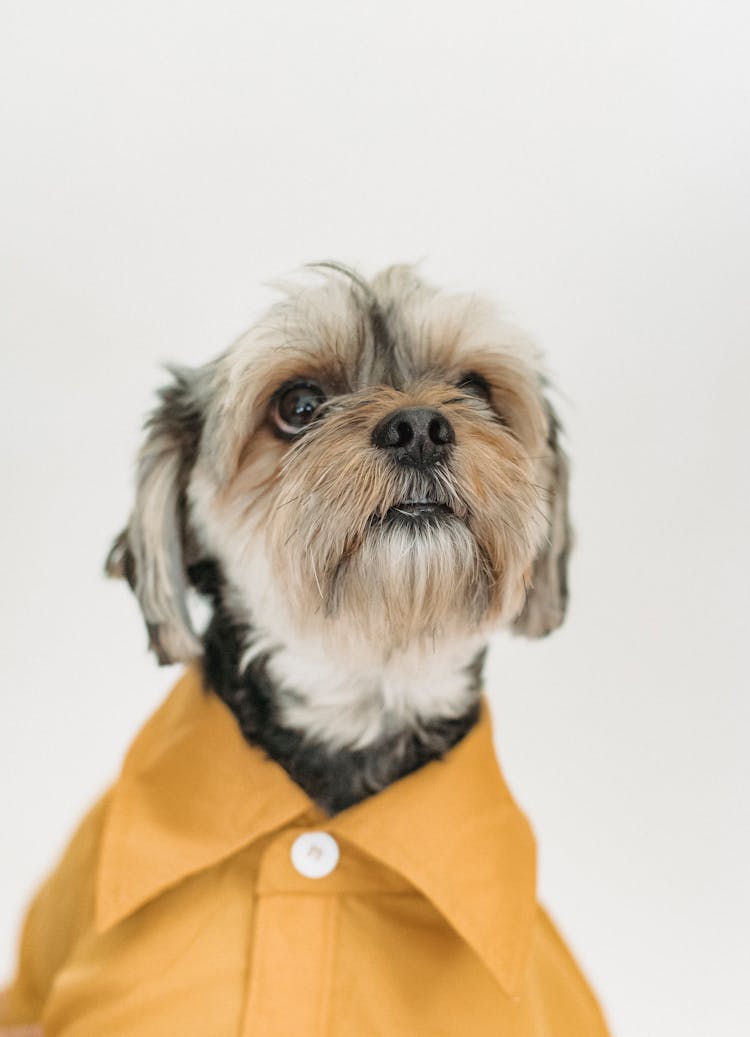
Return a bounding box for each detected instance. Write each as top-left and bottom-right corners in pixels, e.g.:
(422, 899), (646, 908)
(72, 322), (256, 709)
(2, 264), (611, 1037)
(108, 261), (569, 811)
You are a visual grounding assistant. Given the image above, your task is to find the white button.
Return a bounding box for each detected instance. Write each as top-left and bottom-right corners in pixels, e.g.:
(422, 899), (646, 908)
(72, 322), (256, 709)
(290, 831), (340, 879)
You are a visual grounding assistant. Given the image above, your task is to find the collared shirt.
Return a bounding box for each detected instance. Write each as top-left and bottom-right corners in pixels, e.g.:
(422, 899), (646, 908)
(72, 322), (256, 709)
(1, 667), (610, 1036)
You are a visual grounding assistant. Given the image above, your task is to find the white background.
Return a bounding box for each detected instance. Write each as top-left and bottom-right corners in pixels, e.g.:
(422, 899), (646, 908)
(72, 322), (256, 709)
(2, 2), (748, 1034)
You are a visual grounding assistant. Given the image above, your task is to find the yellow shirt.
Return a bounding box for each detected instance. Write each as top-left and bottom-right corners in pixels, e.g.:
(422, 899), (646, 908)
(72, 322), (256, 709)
(2, 667), (610, 1036)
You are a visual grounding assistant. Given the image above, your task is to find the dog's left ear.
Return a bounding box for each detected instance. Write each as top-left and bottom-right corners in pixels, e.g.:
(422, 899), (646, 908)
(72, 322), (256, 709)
(512, 402), (572, 638)
(106, 367), (205, 665)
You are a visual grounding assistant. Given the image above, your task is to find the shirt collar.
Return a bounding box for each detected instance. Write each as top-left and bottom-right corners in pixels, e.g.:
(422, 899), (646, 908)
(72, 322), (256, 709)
(97, 666), (536, 997)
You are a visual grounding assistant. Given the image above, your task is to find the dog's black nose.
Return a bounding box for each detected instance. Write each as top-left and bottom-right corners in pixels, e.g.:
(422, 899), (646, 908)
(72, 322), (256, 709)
(372, 407), (455, 467)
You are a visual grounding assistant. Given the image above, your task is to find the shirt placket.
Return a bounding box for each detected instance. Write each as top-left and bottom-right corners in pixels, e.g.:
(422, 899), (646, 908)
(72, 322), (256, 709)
(240, 827), (341, 1037)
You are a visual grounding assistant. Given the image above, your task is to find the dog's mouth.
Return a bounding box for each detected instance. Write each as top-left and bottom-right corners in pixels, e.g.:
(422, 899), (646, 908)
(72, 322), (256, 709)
(372, 497), (455, 526)
(387, 500), (452, 519)
(366, 470), (467, 528)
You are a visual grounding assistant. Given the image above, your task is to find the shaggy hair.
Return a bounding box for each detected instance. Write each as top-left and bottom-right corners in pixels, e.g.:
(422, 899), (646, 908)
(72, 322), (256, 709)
(108, 263), (570, 812)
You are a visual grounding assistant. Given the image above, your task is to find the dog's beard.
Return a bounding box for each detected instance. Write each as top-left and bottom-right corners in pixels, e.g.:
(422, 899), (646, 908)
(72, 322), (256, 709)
(325, 515), (492, 647)
(266, 455), (540, 651)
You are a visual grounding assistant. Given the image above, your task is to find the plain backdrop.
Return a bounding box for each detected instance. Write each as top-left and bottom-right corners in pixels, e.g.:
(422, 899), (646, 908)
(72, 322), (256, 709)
(2, 2), (748, 1034)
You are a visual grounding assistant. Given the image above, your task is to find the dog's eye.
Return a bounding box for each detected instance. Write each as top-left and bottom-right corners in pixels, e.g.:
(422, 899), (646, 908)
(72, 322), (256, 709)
(456, 372), (492, 402)
(272, 382), (326, 436)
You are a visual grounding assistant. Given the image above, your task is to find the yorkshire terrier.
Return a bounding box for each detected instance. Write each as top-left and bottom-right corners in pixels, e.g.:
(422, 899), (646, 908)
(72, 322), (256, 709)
(3, 263), (607, 1037)
(108, 261), (570, 811)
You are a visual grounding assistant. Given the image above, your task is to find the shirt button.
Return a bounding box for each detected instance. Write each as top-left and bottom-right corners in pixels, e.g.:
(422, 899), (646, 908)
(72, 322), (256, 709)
(290, 831), (340, 878)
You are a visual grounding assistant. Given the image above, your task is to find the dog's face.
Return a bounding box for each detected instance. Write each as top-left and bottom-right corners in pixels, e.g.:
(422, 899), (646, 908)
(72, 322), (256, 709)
(109, 264), (570, 674)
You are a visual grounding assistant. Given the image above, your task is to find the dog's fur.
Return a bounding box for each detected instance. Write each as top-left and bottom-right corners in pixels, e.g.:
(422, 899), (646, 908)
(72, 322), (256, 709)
(107, 263), (570, 814)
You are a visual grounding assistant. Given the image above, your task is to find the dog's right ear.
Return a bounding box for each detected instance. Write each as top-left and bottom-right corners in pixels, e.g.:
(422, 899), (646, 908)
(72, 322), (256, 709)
(106, 366), (206, 665)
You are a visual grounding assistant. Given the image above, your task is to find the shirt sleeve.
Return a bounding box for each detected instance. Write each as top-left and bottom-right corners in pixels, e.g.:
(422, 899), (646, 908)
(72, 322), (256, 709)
(0, 793), (110, 1026)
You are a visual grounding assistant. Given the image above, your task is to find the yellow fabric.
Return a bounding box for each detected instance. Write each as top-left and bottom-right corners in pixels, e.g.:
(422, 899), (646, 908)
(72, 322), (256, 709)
(2, 667), (610, 1036)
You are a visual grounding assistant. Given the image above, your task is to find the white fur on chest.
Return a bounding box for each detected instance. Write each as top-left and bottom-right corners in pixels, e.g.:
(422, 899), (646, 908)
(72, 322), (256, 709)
(259, 627), (485, 750)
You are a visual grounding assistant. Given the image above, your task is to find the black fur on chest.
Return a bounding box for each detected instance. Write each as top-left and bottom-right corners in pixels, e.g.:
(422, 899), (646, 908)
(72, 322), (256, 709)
(190, 559), (483, 815)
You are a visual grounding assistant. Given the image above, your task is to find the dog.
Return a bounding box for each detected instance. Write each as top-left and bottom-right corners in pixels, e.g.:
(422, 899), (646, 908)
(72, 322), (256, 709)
(1, 263), (609, 1036)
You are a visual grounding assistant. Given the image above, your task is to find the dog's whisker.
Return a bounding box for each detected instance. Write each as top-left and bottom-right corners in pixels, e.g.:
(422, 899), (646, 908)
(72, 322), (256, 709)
(274, 493), (304, 511)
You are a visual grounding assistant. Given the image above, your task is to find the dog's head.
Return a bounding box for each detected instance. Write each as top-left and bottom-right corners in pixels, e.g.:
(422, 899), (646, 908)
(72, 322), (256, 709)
(108, 263), (570, 669)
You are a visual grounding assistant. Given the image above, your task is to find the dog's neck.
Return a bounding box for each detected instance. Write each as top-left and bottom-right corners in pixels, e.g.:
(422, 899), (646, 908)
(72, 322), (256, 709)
(195, 562), (486, 814)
